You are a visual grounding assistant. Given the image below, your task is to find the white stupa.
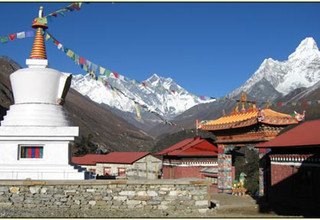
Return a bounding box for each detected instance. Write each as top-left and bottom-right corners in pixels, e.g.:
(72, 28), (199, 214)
(0, 7), (85, 180)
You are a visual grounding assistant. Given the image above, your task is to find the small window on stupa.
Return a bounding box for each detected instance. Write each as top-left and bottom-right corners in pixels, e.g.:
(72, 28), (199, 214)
(19, 145), (43, 159)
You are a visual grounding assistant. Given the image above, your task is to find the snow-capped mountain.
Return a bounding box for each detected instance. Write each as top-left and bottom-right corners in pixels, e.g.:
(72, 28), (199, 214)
(229, 37), (320, 100)
(71, 73), (215, 119)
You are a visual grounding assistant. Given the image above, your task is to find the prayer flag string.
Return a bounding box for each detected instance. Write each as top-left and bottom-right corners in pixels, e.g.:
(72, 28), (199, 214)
(45, 2), (84, 22)
(0, 30), (35, 44)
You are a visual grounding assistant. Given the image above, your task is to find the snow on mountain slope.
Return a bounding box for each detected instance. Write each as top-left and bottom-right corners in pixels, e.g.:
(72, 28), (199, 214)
(71, 73), (215, 119)
(229, 37), (320, 99)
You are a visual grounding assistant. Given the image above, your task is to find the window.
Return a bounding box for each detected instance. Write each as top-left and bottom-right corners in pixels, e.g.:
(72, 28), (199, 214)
(19, 145), (43, 159)
(104, 167), (112, 176)
(118, 167), (126, 177)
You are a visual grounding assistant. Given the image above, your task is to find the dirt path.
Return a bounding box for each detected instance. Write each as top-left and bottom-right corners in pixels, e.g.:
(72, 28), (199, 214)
(209, 193), (281, 217)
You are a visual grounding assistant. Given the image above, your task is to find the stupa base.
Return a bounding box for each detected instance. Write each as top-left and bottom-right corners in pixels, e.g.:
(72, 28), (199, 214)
(0, 164), (86, 180)
(0, 126), (87, 180)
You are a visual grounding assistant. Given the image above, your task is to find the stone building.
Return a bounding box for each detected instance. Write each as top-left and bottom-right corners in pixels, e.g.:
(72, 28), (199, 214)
(72, 152), (162, 179)
(157, 136), (218, 181)
(256, 119), (320, 210)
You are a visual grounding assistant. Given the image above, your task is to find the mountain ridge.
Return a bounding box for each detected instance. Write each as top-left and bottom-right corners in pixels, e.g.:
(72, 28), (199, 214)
(229, 37), (320, 100)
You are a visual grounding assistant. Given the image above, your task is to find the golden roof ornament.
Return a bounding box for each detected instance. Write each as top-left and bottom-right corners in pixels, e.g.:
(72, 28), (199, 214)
(240, 92), (247, 112)
(30, 6), (48, 60)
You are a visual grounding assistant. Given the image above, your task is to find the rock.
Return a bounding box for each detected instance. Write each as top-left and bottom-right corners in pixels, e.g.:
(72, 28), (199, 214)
(119, 191), (136, 196)
(161, 201), (171, 206)
(137, 191), (147, 196)
(126, 200), (141, 206)
(88, 201), (96, 206)
(168, 191), (178, 196)
(159, 187), (171, 191)
(102, 196), (112, 201)
(134, 196), (151, 201)
(158, 191), (167, 195)
(158, 205), (168, 210)
(60, 198), (68, 203)
(147, 200), (161, 205)
(23, 198), (34, 204)
(86, 189), (95, 193)
(0, 187), (8, 192)
(147, 191), (158, 197)
(64, 190), (76, 195)
(195, 200), (209, 207)
(9, 187), (19, 194)
(113, 196), (127, 201)
(29, 186), (40, 194)
(40, 187), (47, 194)
(0, 202), (13, 207)
(95, 201), (107, 206)
(9, 196), (24, 203)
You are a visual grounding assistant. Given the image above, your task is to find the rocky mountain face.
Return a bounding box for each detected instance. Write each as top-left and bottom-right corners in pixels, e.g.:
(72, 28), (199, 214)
(0, 56), (154, 154)
(71, 73), (215, 132)
(272, 81), (320, 121)
(229, 37), (320, 101)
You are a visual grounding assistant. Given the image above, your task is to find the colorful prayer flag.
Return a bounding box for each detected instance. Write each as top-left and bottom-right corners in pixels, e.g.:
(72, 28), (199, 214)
(57, 43), (63, 50)
(99, 67), (106, 75)
(86, 60), (92, 68)
(45, 33), (51, 41)
(16, 31), (26, 39)
(0, 36), (9, 43)
(113, 72), (119, 79)
(66, 49), (75, 58)
(9, 33), (16, 41)
(25, 30), (34, 38)
(105, 69), (111, 77)
(74, 54), (79, 64)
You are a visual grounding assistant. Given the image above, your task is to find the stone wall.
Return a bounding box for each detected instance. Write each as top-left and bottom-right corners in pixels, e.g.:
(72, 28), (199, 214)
(0, 179), (211, 213)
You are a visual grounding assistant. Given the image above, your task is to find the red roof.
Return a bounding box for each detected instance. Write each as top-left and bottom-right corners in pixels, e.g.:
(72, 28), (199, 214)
(72, 152), (150, 165)
(157, 136), (218, 156)
(256, 120), (320, 148)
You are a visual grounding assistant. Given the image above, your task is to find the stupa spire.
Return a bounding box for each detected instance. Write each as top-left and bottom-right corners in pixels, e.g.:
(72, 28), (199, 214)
(30, 6), (48, 59)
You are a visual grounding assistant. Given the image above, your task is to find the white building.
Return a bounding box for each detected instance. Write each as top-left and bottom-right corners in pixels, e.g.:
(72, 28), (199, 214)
(72, 152), (162, 179)
(0, 7), (85, 180)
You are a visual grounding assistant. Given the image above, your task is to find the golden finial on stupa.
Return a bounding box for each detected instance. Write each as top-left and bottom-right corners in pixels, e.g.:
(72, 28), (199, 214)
(30, 6), (48, 59)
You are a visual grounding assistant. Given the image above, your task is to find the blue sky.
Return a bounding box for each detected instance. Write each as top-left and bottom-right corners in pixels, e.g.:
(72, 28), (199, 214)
(1, 2), (320, 98)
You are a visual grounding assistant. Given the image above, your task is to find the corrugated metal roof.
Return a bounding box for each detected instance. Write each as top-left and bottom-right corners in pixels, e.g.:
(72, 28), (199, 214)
(157, 137), (218, 156)
(71, 152), (150, 165)
(256, 120), (320, 148)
